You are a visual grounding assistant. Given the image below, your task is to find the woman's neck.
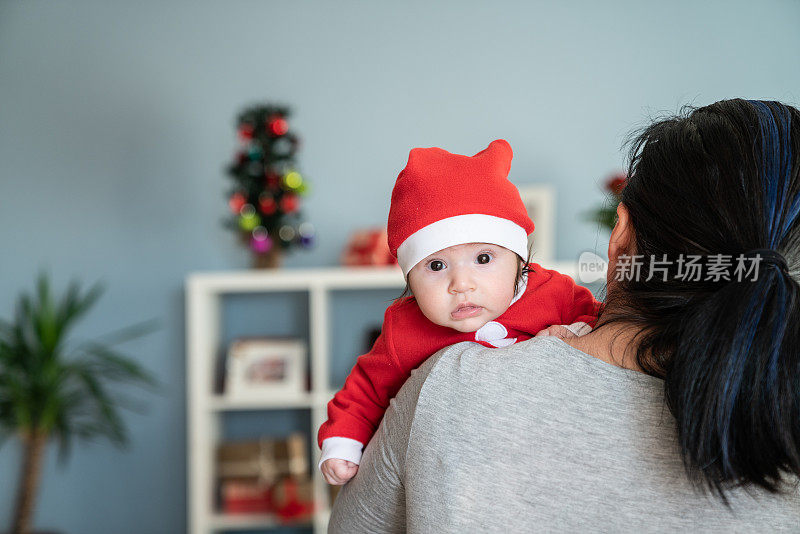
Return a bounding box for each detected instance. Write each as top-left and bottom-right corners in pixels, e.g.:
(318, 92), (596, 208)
(564, 320), (646, 373)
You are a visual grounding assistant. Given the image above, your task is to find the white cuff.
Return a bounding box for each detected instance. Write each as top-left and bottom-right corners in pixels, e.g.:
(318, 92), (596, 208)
(318, 437), (364, 470)
(564, 321), (592, 336)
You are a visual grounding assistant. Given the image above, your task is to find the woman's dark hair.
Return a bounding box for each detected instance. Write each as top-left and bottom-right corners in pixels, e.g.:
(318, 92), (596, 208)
(600, 99), (800, 499)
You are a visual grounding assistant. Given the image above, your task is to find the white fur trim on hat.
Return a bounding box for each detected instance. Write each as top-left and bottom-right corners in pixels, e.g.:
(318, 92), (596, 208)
(396, 214), (530, 276)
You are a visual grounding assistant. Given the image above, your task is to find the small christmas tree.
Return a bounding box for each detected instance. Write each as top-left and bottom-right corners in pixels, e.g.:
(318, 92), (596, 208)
(224, 104), (314, 267)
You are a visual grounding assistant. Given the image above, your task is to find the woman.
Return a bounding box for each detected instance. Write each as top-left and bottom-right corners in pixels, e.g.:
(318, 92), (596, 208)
(328, 99), (800, 532)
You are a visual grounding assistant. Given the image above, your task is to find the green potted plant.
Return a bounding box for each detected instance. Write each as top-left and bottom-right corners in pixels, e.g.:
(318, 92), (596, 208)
(0, 273), (159, 534)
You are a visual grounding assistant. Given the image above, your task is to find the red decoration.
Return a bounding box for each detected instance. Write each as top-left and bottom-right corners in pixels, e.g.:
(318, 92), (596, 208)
(238, 124), (255, 142)
(267, 115), (289, 136)
(260, 196), (277, 215)
(221, 480), (272, 514)
(271, 477), (314, 522)
(280, 194), (299, 214)
(265, 171), (281, 189)
(605, 172), (627, 196)
(341, 228), (397, 266)
(583, 170), (627, 232)
(229, 192), (247, 214)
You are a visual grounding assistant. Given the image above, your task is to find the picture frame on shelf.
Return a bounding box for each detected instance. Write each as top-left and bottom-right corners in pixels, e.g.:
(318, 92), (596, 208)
(517, 184), (555, 263)
(225, 338), (305, 399)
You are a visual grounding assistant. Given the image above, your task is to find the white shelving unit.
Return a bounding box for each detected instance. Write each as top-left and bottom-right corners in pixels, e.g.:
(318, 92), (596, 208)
(186, 263), (581, 533)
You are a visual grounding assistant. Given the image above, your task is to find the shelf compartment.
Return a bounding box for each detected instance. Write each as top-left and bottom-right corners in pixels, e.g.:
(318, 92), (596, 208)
(209, 512), (313, 531)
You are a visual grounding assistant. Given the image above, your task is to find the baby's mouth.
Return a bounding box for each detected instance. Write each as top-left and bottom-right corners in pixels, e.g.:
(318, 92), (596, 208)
(451, 303), (483, 319)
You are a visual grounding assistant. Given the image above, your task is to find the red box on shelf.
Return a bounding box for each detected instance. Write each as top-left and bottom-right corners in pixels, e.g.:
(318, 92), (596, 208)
(221, 480), (272, 514)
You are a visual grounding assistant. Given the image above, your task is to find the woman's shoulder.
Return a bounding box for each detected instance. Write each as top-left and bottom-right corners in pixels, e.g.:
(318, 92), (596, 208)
(422, 336), (664, 409)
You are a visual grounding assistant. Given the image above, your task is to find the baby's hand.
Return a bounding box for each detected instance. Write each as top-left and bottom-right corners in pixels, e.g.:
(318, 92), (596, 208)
(535, 324), (577, 340)
(321, 458), (359, 485)
(535, 322), (591, 340)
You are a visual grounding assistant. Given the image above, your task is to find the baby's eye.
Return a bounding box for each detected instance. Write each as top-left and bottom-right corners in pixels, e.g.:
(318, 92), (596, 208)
(429, 260), (445, 272)
(476, 253), (492, 264)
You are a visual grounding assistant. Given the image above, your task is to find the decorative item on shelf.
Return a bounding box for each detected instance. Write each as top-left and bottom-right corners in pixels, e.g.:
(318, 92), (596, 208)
(341, 227), (398, 267)
(224, 338), (306, 399)
(0, 272), (159, 534)
(517, 185), (555, 263)
(220, 480), (272, 515)
(224, 103), (315, 269)
(271, 475), (315, 522)
(584, 171), (627, 232)
(217, 433), (309, 484)
(217, 433), (311, 519)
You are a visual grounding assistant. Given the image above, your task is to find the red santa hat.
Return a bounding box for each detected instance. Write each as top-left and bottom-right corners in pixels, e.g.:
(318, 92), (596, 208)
(388, 139), (534, 276)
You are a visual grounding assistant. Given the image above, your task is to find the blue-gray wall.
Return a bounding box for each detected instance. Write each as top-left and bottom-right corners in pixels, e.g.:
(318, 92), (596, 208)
(1, 1), (798, 533)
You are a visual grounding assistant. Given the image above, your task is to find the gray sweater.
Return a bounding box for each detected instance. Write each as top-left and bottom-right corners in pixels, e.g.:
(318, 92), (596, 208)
(328, 336), (799, 533)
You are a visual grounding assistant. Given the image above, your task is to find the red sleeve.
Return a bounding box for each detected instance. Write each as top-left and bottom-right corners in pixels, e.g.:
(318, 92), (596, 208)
(317, 310), (409, 449)
(556, 272), (602, 327)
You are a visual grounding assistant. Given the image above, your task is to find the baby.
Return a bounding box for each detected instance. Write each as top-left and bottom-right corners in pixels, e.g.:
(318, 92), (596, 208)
(318, 139), (600, 484)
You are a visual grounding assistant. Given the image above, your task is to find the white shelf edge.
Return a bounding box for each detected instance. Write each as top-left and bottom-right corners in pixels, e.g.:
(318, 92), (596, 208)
(208, 393), (320, 411)
(315, 508), (331, 532)
(185, 261), (589, 294)
(187, 266), (405, 293)
(209, 512), (312, 530)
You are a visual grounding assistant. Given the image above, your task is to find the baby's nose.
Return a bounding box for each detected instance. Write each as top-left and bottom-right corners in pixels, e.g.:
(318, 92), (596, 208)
(448, 270), (476, 293)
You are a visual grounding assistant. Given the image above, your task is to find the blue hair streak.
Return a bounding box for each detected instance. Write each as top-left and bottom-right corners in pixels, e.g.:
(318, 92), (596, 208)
(748, 100), (796, 244)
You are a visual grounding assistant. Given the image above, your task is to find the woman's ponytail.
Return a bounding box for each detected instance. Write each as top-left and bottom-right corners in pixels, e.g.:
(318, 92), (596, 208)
(665, 262), (800, 496)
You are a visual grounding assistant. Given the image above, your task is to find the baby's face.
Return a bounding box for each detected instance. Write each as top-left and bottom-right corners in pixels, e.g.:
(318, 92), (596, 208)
(407, 243), (519, 333)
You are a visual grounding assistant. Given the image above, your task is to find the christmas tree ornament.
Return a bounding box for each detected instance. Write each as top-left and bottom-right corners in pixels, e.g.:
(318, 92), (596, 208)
(298, 222), (315, 248)
(239, 204), (261, 231)
(267, 114), (289, 136)
(298, 222), (314, 238)
(248, 144), (263, 160)
(225, 103), (312, 267)
(265, 171), (281, 190)
(283, 171), (303, 191)
(299, 234), (314, 248)
(280, 194), (299, 214)
(259, 193), (277, 215)
(238, 124), (255, 141)
(278, 225), (296, 243)
(229, 192), (247, 214)
(251, 226), (274, 253)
